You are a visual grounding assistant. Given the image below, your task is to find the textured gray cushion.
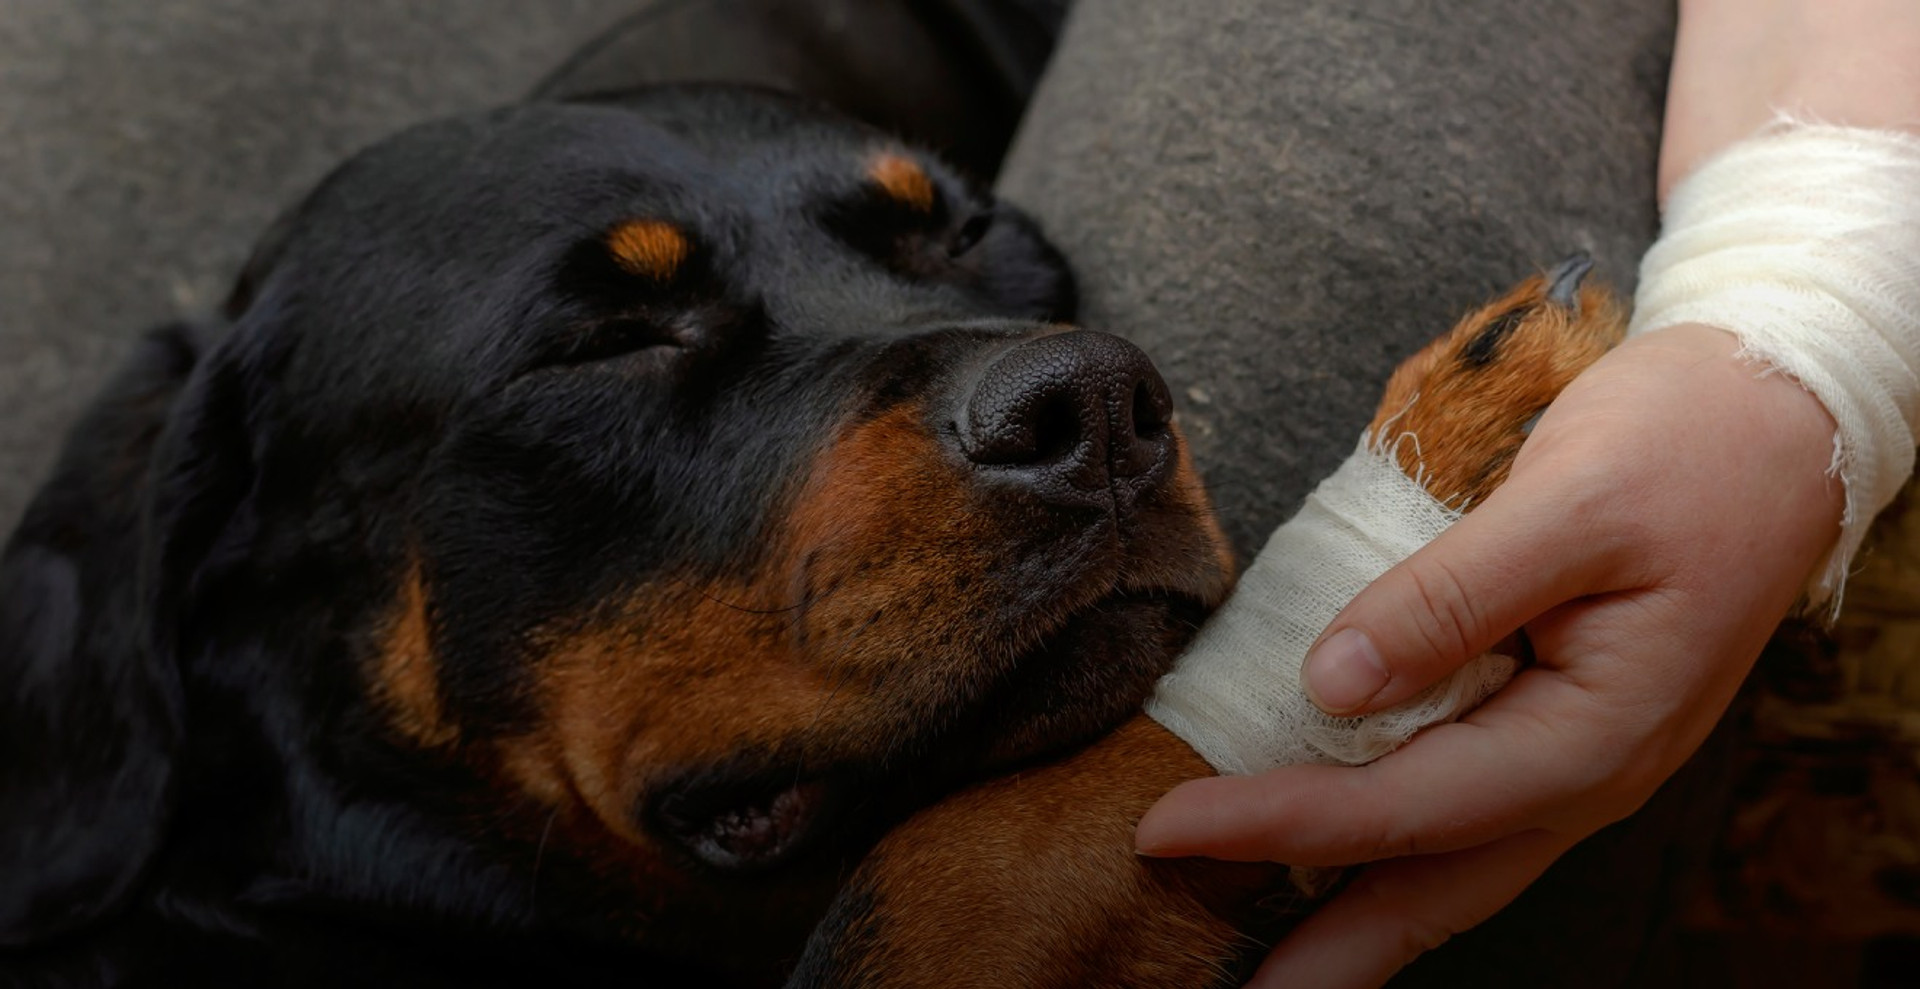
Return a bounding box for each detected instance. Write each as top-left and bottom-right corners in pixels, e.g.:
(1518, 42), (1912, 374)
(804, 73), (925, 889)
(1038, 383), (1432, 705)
(0, 0), (636, 535)
(999, 0), (1674, 557)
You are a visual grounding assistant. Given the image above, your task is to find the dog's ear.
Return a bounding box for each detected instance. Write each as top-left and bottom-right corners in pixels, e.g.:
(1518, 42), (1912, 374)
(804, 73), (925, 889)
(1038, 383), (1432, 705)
(0, 321), (239, 945)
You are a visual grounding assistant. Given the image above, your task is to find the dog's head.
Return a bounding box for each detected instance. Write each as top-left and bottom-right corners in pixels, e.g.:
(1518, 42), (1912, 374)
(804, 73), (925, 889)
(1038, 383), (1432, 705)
(0, 88), (1229, 971)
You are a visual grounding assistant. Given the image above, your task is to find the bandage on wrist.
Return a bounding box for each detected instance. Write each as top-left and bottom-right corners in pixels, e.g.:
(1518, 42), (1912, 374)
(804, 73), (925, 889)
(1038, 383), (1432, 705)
(1631, 120), (1920, 608)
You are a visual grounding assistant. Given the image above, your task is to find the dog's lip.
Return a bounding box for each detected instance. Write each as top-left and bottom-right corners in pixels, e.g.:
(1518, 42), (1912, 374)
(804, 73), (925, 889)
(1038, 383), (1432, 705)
(1025, 580), (1210, 650)
(968, 583), (1212, 766)
(1003, 583), (1202, 679)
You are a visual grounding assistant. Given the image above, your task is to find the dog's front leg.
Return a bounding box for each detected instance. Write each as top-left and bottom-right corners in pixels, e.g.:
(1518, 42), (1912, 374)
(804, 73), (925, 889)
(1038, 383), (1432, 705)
(788, 714), (1290, 989)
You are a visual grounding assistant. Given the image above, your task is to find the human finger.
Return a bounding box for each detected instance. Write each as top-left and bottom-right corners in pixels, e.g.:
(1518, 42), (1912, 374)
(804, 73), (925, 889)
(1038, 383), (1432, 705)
(1136, 665), (1638, 865)
(1300, 473), (1628, 716)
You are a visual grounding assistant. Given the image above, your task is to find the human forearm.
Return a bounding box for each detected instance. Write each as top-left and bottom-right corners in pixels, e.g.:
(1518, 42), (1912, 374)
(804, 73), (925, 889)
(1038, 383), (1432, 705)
(1640, 1), (1920, 604)
(1662, 0), (1920, 198)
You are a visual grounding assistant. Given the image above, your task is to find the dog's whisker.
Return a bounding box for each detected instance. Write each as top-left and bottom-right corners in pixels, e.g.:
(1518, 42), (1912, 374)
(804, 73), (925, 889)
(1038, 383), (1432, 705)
(528, 806), (559, 911)
(802, 667), (854, 738)
(793, 666), (858, 786)
(693, 589), (806, 615)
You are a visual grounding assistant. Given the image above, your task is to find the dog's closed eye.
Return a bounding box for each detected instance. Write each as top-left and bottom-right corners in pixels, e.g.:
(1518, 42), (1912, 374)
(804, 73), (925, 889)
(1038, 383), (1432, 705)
(531, 219), (720, 371)
(539, 316), (686, 370)
(823, 152), (1004, 277)
(948, 211), (994, 258)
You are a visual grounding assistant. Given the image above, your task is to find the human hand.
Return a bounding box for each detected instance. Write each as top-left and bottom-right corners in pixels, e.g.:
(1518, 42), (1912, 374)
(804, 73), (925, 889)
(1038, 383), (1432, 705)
(1134, 321), (1844, 987)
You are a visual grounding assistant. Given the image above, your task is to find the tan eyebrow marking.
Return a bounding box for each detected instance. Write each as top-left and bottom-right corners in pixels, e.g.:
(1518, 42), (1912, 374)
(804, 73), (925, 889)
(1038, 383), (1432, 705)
(867, 152), (937, 212)
(606, 219), (691, 281)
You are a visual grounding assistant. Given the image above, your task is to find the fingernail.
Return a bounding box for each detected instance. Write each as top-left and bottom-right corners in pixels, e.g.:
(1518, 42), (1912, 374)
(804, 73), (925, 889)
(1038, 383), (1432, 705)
(1304, 628), (1387, 714)
(1135, 833), (1175, 857)
(1134, 813), (1171, 857)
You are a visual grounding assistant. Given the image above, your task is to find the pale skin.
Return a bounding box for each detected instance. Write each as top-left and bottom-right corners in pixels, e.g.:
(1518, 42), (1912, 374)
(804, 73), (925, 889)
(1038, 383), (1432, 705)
(1135, 1), (1920, 985)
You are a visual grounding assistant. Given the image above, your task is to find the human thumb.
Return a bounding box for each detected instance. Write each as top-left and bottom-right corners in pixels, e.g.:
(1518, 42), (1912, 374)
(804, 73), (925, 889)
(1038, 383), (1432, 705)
(1301, 493), (1602, 715)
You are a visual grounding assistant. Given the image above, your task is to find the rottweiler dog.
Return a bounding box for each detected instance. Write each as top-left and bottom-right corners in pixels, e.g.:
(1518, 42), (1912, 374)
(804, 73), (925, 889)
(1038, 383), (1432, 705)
(0, 80), (1231, 987)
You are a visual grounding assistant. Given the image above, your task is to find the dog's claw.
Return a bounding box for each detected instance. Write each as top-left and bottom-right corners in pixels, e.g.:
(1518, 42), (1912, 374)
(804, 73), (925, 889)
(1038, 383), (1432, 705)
(1545, 251), (1595, 312)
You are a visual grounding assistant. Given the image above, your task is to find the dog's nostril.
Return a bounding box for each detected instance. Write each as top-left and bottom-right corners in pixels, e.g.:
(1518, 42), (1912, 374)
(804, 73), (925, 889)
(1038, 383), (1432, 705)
(1029, 393), (1083, 463)
(1131, 379), (1171, 438)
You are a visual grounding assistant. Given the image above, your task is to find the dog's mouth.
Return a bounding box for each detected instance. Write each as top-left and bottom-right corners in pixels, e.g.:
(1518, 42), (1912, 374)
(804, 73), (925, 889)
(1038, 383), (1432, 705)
(651, 773), (849, 875)
(647, 582), (1213, 876)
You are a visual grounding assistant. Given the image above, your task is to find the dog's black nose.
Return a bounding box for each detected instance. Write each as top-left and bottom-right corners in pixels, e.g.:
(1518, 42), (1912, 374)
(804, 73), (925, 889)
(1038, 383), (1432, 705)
(960, 330), (1173, 507)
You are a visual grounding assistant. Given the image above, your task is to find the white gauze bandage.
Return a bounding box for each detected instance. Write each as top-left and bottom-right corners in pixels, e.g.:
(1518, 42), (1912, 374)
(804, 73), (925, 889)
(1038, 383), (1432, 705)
(1146, 437), (1516, 775)
(1631, 120), (1920, 608)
